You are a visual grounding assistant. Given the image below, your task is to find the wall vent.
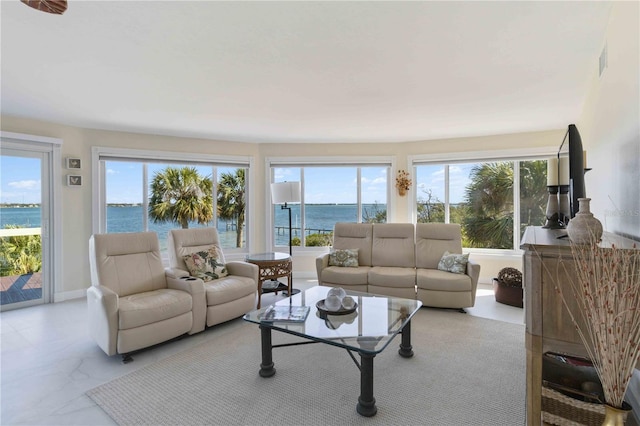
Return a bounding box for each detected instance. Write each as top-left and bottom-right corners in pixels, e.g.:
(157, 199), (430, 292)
(599, 43), (608, 77)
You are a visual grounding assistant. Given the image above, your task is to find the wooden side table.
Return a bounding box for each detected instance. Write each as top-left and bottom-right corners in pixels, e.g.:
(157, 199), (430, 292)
(245, 252), (292, 309)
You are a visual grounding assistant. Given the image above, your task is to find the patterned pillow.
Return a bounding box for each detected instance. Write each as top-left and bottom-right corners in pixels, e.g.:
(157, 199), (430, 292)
(437, 251), (469, 274)
(329, 248), (359, 267)
(183, 246), (228, 281)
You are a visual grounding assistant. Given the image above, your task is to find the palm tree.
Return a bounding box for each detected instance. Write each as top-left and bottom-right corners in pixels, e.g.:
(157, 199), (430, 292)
(519, 160), (548, 233)
(217, 169), (246, 248)
(149, 167), (213, 229)
(462, 162), (514, 249)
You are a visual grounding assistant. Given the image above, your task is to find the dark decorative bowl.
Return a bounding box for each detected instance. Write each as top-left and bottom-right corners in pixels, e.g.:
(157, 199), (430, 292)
(316, 299), (358, 319)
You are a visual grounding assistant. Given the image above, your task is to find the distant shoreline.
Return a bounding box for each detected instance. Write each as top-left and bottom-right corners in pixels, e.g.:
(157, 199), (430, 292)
(0, 203), (41, 208)
(0, 203), (381, 208)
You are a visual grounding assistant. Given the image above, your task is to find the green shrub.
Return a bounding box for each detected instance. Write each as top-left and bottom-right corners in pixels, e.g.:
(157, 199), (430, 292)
(291, 232), (333, 247)
(0, 226), (42, 276)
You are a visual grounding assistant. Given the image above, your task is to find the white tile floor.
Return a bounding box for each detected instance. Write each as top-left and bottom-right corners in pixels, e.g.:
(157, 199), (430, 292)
(0, 280), (523, 425)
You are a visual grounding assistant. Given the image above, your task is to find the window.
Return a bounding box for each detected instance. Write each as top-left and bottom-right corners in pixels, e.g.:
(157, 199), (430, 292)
(416, 164), (445, 223)
(94, 148), (251, 256)
(414, 155), (549, 251)
(270, 161), (390, 249)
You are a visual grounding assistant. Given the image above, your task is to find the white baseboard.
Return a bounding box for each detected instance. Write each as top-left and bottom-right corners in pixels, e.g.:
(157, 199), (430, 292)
(54, 289), (86, 302)
(291, 271), (316, 280)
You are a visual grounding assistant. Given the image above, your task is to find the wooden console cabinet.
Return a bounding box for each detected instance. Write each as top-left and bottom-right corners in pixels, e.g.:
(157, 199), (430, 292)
(520, 226), (639, 425)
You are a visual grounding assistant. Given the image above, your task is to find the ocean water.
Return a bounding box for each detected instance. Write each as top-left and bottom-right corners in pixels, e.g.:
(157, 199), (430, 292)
(1, 204), (387, 248)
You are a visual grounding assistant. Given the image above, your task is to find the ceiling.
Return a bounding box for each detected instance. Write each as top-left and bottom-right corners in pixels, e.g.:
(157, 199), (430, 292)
(1, 1), (612, 144)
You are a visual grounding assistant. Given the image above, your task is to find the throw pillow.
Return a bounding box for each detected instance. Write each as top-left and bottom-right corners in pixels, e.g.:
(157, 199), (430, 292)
(329, 248), (359, 267)
(437, 251), (469, 274)
(183, 246), (228, 281)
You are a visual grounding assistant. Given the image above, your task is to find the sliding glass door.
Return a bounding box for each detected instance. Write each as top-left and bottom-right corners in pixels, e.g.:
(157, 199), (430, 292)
(0, 148), (51, 310)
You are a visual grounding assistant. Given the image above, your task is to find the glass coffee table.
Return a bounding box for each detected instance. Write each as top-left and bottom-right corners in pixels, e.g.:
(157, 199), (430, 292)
(243, 285), (422, 417)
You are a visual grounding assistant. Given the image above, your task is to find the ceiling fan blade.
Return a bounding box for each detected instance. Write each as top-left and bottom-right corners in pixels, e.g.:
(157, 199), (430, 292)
(21, 0), (68, 15)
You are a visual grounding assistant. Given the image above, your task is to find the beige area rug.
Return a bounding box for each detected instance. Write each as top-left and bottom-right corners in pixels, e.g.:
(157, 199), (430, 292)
(87, 308), (526, 425)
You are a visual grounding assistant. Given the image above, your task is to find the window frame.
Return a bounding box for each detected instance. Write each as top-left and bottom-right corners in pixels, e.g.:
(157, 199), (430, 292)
(266, 156), (394, 252)
(409, 147), (556, 254)
(92, 146), (253, 255)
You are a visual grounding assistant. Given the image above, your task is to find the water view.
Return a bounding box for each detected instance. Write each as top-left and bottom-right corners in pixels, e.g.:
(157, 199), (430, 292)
(1, 203), (386, 248)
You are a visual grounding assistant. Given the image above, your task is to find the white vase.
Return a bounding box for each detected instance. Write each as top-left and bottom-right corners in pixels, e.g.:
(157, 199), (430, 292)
(566, 198), (603, 244)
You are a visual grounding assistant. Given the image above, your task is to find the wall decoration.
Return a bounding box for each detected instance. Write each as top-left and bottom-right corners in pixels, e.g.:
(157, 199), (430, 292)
(67, 175), (82, 187)
(66, 157), (82, 169)
(395, 169), (412, 196)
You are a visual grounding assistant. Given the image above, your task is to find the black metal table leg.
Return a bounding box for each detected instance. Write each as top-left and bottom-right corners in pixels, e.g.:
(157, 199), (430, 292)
(356, 353), (377, 417)
(259, 325), (276, 378)
(399, 319), (414, 358)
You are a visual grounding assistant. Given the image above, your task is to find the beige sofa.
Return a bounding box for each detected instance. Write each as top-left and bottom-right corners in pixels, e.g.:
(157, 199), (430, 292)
(316, 222), (480, 309)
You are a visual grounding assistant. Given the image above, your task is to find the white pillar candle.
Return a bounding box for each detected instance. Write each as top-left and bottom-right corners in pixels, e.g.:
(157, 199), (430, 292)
(547, 157), (558, 186)
(559, 157), (570, 185)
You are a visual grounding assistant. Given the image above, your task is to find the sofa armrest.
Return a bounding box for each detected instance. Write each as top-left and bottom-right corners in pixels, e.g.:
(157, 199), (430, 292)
(166, 274), (206, 334)
(165, 267), (191, 279)
(87, 285), (119, 356)
(466, 258), (481, 296)
(316, 254), (330, 285)
(226, 261), (259, 283)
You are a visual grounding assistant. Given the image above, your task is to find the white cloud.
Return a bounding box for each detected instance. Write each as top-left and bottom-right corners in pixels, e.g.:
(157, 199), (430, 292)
(106, 169), (117, 175)
(8, 180), (40, 190)
(274, 168), (298, 180)
(361, 177), (386, 185)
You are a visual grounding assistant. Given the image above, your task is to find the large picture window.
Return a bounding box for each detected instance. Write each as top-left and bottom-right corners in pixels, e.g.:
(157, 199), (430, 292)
(414, 156), (549, 250)
(270, 162), (390, 249)
(94, 148), (250, 256)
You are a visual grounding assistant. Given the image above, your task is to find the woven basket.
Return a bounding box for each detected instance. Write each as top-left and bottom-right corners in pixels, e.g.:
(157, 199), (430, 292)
(541, 385), (607, 426)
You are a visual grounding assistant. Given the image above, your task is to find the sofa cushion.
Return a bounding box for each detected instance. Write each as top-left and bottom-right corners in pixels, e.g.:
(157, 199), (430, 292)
(90, 232), (167, 297)
(332, 223), (373, 267)
(119, 288), (192, 330)
(204, 275), (256, 306)
(168, 228), (226, 272)
(368, 266), (416, 288)
(415, 223), (463, 269)
(437, 251), (469, 274)
(329, 248), (359, 267)
(183, 246), (229, 282)
(371, 223), (416, 268)
(417, 269), (472, 292)
(322, 266), (371, 286)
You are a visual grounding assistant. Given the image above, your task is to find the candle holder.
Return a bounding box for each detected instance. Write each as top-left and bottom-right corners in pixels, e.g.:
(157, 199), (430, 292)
(558, 185), (571, 227)
(542, 186), (564, 229)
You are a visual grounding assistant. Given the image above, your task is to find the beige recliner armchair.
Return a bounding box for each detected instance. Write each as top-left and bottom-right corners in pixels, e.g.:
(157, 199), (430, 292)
(167, 227), (258, 327)
(88, 232), (206, 362)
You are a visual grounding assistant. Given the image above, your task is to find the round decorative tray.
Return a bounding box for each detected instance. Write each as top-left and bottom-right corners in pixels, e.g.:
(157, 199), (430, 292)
(316, 299), (358, 318)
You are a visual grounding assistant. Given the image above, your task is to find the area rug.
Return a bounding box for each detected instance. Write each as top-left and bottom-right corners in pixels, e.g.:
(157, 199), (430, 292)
(87, 308), (525, 425)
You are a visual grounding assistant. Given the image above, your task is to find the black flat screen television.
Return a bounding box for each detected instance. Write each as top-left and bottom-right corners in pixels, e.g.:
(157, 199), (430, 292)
(559, 124), (586, 218)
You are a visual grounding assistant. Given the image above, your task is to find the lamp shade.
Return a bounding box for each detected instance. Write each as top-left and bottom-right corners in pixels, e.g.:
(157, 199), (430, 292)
(271, 181), (301, 204)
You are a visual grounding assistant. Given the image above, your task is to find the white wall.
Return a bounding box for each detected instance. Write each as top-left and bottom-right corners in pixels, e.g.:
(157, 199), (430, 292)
(578, 1), (640, 241)
(576, 1), (640, 418)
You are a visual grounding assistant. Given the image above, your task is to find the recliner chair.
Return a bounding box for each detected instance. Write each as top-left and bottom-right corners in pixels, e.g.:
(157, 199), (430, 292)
(88, 232), (206, 362)
(415, 223), (480, 309)
(166, 227), (258, 327)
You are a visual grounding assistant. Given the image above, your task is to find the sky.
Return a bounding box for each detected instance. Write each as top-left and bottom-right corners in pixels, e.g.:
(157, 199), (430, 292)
(1, 156), (42, 204)
(1, 156), (473, 205)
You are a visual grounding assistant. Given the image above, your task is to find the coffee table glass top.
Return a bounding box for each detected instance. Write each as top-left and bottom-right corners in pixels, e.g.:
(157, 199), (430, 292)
(243, 286), (422, 355)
